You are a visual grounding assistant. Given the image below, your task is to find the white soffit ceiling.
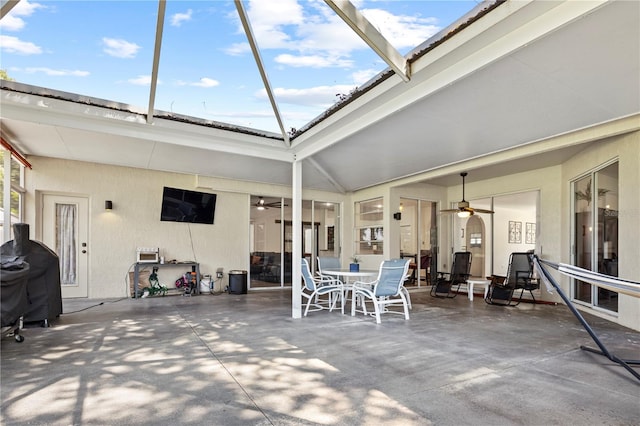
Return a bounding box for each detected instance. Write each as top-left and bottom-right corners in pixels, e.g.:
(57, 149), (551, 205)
(303, 0), (640, 190)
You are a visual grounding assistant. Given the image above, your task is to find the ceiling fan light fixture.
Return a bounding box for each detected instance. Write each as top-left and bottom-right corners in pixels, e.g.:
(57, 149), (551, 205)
(255, 197), (266, 210)
(440, 172), (494, 216)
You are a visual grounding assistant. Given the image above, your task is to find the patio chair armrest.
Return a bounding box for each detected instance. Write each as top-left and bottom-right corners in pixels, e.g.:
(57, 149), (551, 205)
(317, 276), (343, 286)
(353, 278), (376, 287)
(352, 283), (375, 297)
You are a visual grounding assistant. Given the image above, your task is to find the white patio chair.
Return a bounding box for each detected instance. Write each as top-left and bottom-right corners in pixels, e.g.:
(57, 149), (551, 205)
(351, 258), (411, 324)
(301, 258), (344, 316)
(401, 273), (413, 310)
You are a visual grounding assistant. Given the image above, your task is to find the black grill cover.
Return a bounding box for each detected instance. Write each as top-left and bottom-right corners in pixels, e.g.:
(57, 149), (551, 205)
(1, 256), (30, 327)
(0, 224), (63, 323)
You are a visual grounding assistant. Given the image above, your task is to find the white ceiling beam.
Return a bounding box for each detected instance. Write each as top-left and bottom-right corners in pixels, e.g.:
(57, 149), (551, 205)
(307, 157), (346, 194)
(146, 0), (166, 124)
(234, 0), (290, 144)
(0, 91), (293, 162)
(324, 0), (409, 82)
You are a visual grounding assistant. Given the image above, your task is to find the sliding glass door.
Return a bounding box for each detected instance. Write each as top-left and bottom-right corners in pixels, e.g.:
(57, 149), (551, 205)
(249, 196), (340, 289)
(398, 198), (437, 286)
(572, 162), (619, 312)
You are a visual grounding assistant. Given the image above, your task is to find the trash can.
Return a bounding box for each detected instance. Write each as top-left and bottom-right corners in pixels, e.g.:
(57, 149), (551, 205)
(228, 270), (247, 294)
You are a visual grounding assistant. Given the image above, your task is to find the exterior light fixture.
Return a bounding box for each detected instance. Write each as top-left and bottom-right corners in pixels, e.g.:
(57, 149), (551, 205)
(105, 200), (113, 210)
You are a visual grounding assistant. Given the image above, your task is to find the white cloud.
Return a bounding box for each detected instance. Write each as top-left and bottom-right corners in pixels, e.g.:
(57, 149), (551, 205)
(351, 68), (379, 85)
(293, 12), (367, 55)
(256, 84), (357, 107)
(361, 8), (440, 49)
(176, 78), (220, 88)
(275, 54), (353, 68)
(246, 0), (304, 29)
(128, 75), (152, 86)
(1, 0), (46, 31)
(102, 38), (140, 59)
(245, 0), (362, 53)
(227, 1), (443, 68)
(192, 78), (219, 88)
(1, 15), (27, 32)
(24, 67), (89, 77)
(223, 42), (250, 56)
(0, 35), (42, 55)
(171, 9), (193, 27)
(10, 0), (45, 17)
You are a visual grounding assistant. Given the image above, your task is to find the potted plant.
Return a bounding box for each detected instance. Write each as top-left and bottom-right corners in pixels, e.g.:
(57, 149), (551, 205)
(350, 256), (360, 272)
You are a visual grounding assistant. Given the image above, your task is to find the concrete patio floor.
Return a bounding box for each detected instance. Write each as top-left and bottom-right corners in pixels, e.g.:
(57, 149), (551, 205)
(1, 289), (639, 425)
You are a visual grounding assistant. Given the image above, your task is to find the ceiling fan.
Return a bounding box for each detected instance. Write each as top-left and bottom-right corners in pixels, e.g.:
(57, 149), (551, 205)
(440, 172), (494, 218)
(254, 197), (288, 210)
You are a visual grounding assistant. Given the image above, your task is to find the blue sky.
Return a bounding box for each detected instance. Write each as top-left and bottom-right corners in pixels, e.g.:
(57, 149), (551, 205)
(1, 0), (480, 133)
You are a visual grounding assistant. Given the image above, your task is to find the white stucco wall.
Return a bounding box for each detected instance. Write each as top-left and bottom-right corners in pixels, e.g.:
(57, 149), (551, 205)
(561, 132), (640, 330)
(20, 157), (349, 299)
(23, 157), (250, 298)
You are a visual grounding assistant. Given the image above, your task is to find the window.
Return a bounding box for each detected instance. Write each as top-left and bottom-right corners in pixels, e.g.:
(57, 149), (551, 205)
(355, 198), (383, 255)
(572, 161), (618, 312)
(0, 149), (26, 241)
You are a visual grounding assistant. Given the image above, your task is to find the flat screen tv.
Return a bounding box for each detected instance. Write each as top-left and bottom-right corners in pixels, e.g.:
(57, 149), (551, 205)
(161, 186), (217, 224)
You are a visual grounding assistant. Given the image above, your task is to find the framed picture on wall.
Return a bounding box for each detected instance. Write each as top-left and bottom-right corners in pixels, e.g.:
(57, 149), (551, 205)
(509, 221), (522, 244)
(526, 222), (536, 244)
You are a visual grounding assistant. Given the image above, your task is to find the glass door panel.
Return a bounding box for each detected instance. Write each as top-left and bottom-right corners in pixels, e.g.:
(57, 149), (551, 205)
(420, 200), (438, 285)
(573, 175), (593, 303)
(572, 163), (619, 312)
(56, 203), (78, 285)
(250, 196), (338, 288)
(315, 201), (340, 271)
(398, 198), (437, 287)
(399, 198), (418, 284)
(250, 195), (286, 289)
(595, 162), (618, 311)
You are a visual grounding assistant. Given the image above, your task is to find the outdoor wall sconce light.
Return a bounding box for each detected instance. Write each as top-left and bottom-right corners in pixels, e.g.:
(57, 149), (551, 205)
(105, 200), (113, 210)
(393, 202), (404, 220)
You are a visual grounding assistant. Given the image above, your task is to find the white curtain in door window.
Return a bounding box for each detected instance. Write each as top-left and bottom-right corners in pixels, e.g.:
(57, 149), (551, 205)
(56, 203), (77, 284)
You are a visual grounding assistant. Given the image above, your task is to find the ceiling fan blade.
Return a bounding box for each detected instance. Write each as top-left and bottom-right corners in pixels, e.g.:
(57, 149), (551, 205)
(472, 208), (495, 214)
(265, 201), (288, 208)
(441, 172), (497, 216)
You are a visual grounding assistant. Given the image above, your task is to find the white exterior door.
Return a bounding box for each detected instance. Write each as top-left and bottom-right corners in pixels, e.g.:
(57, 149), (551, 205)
(42, 194), (89, 298)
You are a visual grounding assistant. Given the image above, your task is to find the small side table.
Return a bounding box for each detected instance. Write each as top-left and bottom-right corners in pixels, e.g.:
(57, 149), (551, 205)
(466, 278), (491, 301)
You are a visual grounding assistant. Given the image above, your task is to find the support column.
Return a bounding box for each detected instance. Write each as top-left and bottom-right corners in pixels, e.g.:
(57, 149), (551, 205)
(291, 158), (302, 318)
